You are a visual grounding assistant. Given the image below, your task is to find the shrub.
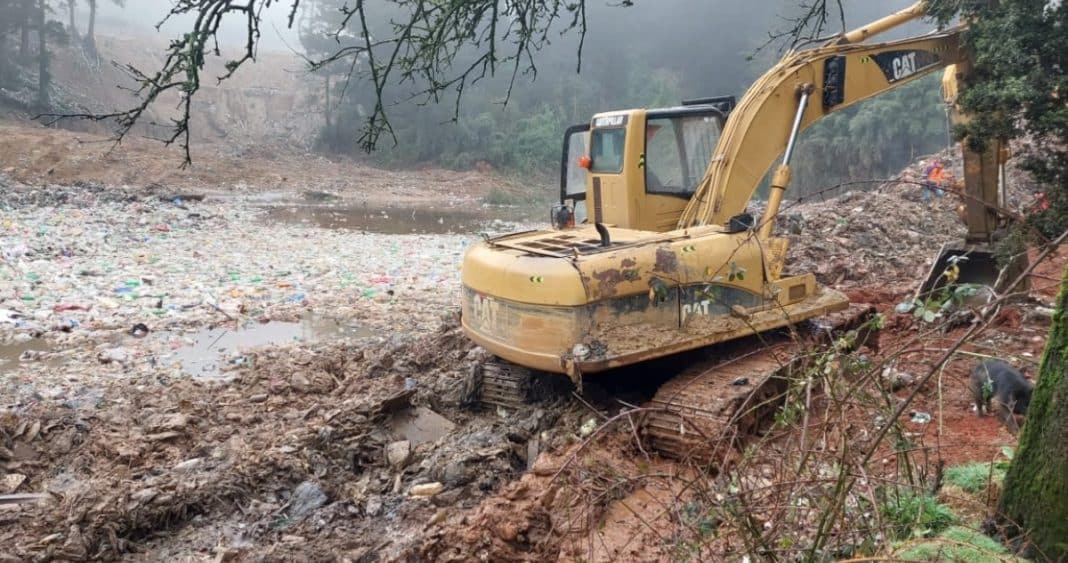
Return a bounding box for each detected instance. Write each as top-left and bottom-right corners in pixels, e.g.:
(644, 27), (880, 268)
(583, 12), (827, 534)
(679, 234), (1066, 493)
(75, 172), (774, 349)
(882, 489), (956, 540)
(895, 526), (1021, 562)
(944, 461), (1009, 494)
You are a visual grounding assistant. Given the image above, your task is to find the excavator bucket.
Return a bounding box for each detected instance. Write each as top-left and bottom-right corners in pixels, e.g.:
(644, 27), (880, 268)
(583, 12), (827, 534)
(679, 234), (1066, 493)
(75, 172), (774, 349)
(918, 243), (1000, 298)
(917, 242), (1028, 302)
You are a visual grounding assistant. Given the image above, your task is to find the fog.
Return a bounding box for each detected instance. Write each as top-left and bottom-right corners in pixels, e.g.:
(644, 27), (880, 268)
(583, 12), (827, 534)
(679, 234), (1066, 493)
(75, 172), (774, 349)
(76, 0), (949, 185)
(91, 0), (301, 50)
(90, 1), (932, 62)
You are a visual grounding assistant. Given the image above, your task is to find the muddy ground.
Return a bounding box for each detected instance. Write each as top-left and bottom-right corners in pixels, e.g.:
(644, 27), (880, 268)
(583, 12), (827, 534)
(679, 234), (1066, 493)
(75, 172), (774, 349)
(1, 121), (1063, 561)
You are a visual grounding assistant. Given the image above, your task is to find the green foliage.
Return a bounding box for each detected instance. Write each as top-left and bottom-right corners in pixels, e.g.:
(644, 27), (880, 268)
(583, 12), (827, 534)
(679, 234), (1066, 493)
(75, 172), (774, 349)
(895, 526), (1021, 562)
(896, 255), (982, 323)
(882, 489), (956, 540)
(930, 0), (1068, 240)
(944, 461), (1010, 494)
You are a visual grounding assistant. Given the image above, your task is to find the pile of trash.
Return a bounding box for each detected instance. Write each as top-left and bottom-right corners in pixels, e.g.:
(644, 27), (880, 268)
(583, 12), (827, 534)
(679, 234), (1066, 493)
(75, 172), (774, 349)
(777, 148), (1038, 288)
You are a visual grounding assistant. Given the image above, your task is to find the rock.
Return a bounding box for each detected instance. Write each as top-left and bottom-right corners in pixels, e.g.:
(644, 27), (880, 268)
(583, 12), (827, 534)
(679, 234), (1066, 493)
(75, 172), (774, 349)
(531, 457), (558, 476)
(149, 413), (190, 430)
(385, 440), (412, 469)
(430, 488), (465, 507)
(1, 473), (26, 493)
(173, 457), (203, 472)
(288, 481), (328, 519)
(880, 367), (915, 391)
(443, 460), (467, 486)
(410, 482), (444, 497)
(96, 347), (130, 365)
(578, 418), (598, 437)
(496, 521), (519, 542)
(290, 372), (312, 393)
(365, 495), (383, 516)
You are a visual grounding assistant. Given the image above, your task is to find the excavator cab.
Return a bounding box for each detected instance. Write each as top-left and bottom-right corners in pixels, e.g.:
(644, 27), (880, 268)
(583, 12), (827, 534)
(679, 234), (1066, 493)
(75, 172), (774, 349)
(552, 97), (735, 233)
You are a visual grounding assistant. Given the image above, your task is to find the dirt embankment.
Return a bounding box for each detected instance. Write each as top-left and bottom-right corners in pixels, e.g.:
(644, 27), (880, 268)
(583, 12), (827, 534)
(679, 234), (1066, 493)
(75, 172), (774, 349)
(0, 120), (520, 206)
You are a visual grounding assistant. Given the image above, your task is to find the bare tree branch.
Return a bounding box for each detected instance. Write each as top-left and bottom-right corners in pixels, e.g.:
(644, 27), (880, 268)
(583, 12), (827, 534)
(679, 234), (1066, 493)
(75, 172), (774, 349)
(39, 0), (603, 164)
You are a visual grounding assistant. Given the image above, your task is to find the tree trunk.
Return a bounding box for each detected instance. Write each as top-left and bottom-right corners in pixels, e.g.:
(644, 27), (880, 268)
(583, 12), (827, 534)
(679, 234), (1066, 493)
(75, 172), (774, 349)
(35, 0), (48, 111)
(324, 74), (332, 129)
(66, 0), (77, 39)
(19, 0), (31, 60)
(997, 264), (1068, 561)
(84, 0), (95, 48)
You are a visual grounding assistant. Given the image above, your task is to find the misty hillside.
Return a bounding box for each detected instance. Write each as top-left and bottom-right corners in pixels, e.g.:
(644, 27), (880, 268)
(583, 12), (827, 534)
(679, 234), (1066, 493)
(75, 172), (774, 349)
(1, 0), (953, 192)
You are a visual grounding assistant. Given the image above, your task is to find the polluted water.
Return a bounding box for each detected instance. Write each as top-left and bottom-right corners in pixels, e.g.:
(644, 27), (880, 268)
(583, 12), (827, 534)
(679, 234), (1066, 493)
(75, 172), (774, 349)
(168, 315), (372, 377)
(0, 337), (60, 374)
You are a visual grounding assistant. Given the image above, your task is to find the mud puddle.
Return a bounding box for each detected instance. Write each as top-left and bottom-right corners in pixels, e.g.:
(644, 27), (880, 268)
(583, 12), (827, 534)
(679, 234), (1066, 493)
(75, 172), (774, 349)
(0, 338), (61, 374)
(260, 204), (536, 234)
(168, 316), (372, 377)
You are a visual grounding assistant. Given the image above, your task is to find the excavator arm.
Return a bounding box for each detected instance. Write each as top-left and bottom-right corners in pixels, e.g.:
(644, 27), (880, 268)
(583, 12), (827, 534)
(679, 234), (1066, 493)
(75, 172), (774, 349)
(678, 3), (964, 230)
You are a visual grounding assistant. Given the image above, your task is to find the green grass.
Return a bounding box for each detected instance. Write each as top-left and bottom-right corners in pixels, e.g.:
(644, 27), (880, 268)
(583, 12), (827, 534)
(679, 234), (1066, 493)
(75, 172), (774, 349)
(895, 526), (1022, 561)
(944, 461), (1010, 494)
(882, 489), (957, 540)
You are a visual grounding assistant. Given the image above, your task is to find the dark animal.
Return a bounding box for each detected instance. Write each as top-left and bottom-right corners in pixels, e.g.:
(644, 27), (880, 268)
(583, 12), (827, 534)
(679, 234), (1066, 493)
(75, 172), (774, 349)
(969, 359), (1034, 434)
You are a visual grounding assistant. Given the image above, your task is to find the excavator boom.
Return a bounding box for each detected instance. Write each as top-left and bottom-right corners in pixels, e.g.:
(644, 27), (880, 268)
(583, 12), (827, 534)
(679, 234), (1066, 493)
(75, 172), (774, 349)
(679, 24), (964, 228)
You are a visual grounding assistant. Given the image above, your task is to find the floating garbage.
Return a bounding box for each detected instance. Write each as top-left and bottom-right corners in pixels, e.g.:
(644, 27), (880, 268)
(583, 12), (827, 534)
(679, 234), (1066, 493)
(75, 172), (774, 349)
(0, 180), (538, 397)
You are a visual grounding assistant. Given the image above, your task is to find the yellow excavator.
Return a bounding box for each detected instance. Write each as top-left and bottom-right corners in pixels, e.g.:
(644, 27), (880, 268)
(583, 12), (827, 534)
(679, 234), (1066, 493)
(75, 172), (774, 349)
(460, 2), (1022, 458)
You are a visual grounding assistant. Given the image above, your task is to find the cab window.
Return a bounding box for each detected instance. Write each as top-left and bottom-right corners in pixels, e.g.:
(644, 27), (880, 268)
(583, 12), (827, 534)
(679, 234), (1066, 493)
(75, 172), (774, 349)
(645, 114), (722, 197)
(590, 128), (625, 173)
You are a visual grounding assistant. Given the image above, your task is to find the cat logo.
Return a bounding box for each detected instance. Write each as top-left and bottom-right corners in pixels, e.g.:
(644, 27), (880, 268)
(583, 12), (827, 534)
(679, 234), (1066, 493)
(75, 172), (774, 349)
(891, 52), (918, 81)
(470, 293), (500, 328)
(682, 299), (713, 320)
(871, 50), (942, 84)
